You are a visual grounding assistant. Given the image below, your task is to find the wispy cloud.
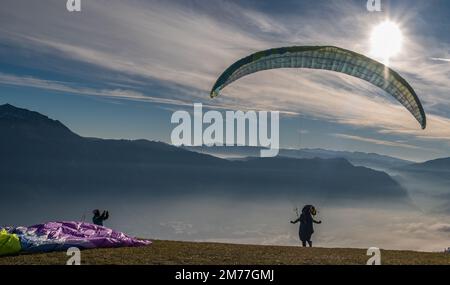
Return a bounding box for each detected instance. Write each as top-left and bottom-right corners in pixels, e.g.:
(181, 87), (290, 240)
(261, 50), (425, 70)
(0, 72), (300, 116)
(430, 58), (450, 62)
(1, 0), (450, 154)
(0, 72), (191, 106)
(332, 133), (423, 150)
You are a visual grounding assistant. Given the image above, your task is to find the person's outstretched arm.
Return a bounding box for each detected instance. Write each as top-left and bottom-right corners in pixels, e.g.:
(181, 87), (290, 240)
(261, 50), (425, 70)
(291, 217), (300, 224)
(313, 219), (322, 224)
(102, 210), (109, 220)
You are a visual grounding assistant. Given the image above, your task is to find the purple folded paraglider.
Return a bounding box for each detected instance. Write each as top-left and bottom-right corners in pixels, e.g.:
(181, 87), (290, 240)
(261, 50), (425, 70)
(7, 221), (151, 253)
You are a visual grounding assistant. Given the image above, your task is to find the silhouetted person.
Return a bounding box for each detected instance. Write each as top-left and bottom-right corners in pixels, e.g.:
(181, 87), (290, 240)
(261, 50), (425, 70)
(92, 209), (109, 226)
(291, 205), (322, 247)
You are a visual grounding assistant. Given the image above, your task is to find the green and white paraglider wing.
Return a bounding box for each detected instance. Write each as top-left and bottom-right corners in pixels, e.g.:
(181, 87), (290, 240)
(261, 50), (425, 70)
(210, 46), (426, 129)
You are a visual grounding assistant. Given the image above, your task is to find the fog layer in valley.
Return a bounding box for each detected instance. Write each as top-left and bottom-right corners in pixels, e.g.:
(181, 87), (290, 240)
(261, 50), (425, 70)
(2, 195), (449, 252)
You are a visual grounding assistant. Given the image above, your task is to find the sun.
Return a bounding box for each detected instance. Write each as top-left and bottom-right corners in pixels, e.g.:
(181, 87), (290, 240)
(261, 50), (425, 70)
(370, 21), (403, 64)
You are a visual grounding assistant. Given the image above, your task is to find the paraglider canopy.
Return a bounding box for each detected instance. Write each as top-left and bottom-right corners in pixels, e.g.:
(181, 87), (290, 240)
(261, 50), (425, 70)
(210, 46), (426, 129)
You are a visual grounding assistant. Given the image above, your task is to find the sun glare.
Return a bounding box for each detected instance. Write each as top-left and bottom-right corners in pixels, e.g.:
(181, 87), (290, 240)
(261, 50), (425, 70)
(370, 21), (403, 65)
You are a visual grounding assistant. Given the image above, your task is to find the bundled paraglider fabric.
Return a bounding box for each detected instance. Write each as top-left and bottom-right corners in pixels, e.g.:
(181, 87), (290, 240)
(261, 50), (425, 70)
(0, 221), (151, 255)
(0, 229), (21, 256)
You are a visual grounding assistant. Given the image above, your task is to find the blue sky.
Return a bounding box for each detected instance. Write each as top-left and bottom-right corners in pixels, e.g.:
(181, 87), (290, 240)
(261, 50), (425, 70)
(0, 0), (449, 161)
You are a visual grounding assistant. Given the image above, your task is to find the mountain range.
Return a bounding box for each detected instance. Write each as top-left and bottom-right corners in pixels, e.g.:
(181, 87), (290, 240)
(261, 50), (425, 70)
(1, 103), (440, 205)
(184, 146), (413, 171)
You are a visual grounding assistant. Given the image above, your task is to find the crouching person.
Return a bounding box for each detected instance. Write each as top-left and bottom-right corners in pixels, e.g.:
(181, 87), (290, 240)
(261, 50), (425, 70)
(92, 209), (109, 226)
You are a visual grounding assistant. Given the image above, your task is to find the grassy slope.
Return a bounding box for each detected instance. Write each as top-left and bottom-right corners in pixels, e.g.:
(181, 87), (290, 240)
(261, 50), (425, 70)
(1, 240), (449, 265)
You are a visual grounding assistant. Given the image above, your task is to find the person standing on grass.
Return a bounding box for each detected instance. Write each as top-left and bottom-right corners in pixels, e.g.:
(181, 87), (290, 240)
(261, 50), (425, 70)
(291, 205), (322, 247)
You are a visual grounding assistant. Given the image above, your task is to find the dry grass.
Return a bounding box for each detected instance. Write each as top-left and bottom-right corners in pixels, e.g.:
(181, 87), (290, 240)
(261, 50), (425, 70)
(1, 240), (449, 265)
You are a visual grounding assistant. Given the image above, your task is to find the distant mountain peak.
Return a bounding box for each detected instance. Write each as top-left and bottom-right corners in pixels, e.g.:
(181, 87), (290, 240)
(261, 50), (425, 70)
(401, 157), (450, 171)
(1, 103), (49, 120)
(0, 103), (78, 139)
